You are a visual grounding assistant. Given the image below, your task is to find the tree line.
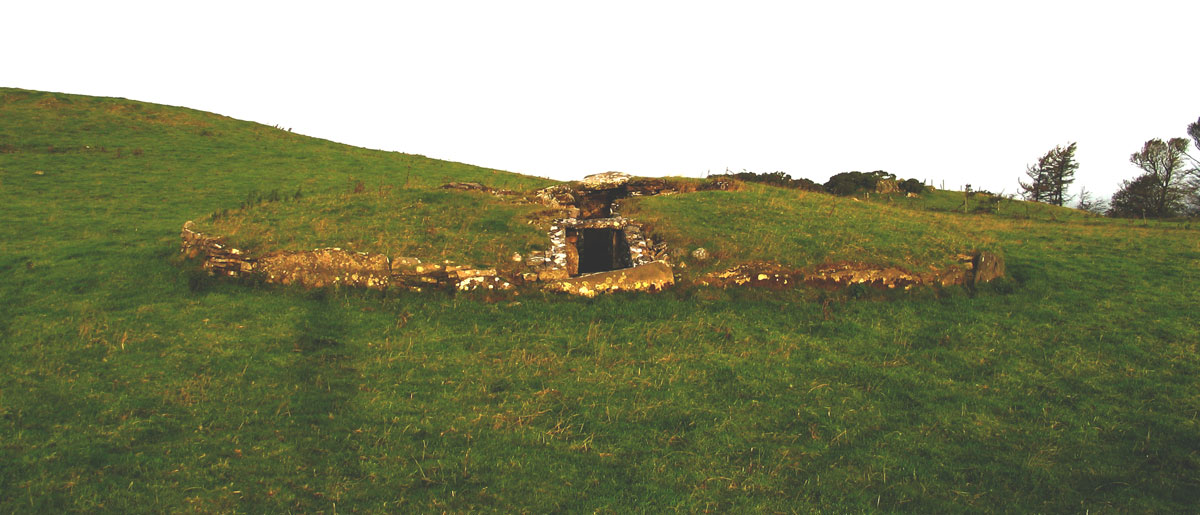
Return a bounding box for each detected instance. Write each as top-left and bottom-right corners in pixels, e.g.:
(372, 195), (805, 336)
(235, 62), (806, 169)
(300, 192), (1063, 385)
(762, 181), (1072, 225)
(1019, 116), (1200, 218)
(709, 115), (1200, 219)
(712, 169), (925, 196)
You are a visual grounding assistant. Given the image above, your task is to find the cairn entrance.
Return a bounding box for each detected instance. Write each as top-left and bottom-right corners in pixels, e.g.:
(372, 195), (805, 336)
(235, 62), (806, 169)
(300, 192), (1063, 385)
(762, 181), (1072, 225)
(575, 228), (632, 274)
(528, 172), (669, 281)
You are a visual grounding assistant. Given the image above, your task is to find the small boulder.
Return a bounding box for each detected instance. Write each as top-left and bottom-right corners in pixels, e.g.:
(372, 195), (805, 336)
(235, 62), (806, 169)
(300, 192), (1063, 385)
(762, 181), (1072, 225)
(971, 251), (1005, 285)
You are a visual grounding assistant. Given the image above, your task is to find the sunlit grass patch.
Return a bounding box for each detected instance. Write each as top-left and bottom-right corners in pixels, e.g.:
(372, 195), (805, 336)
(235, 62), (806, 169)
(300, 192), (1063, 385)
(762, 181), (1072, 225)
(193, 188), (548, 267)
(626, 184), (991, 275)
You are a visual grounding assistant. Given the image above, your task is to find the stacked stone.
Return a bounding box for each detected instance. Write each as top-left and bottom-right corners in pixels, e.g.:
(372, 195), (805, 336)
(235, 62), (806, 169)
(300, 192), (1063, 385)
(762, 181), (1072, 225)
(620, 223), (658, 267)
(567, 216), (626, 230)
(256, 249), (390, 289)
(698, 250), (1006, 291)
(521, 171), (676, 283)
(182, 221), (510, 292)
(389, 259), (508, 292)
(522, 221), (570, 281)
(625, 177), (675, 197)
(181, 221), (252, 277)
(521, 216), (664, 280)
(533, 185), (576, 209)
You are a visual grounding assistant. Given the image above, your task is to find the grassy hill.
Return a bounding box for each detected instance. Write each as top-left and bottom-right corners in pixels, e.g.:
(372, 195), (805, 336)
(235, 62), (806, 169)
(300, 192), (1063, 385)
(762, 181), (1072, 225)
(2, 87), (1199, 512)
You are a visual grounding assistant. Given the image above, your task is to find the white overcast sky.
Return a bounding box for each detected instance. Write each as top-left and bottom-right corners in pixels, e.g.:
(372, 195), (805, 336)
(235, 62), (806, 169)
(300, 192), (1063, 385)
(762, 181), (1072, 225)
(5, 1), (1199, 198)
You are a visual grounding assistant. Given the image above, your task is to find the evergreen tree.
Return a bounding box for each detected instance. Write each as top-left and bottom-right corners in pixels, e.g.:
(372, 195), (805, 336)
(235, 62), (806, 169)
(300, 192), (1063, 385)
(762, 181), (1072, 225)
(1019, 143), (1077, 205)
(1018, 162), (1048, 202)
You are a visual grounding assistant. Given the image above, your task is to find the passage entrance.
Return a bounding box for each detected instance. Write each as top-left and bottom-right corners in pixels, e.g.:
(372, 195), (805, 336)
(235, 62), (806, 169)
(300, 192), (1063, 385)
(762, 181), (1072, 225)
(575, 228), (631, 275)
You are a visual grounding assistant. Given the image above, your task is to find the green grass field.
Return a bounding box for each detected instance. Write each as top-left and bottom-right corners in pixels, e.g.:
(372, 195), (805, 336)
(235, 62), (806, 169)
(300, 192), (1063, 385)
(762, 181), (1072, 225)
(3, 87), (1199, 512)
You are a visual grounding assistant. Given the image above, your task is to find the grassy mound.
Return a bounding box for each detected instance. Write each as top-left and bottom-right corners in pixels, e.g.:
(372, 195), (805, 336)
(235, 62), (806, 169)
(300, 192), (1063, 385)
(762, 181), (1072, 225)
(192, 188), (548, 269)
(625, 184), (996, 275)
(2, 88), (1199, 512)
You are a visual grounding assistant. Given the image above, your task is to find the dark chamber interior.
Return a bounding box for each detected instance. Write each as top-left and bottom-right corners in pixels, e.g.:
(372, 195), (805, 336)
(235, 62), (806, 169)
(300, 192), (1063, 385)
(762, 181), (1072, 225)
(576, 228), (631, 275)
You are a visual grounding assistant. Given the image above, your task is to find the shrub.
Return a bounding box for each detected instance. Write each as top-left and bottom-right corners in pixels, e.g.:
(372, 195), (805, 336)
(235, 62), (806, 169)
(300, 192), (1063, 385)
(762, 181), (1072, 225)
(899, 178), (925, 194)
(824, 171), (894, 196)
(710, 170), (825, 192)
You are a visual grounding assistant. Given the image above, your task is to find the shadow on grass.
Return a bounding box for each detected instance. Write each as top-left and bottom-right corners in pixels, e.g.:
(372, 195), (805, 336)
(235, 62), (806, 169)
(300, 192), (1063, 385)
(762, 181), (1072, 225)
(280, 291), (366, 499)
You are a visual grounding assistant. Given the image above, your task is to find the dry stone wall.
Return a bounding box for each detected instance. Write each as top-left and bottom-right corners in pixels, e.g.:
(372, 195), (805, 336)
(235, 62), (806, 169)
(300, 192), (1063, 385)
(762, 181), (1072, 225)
(697, 251), (1005, 290)
(180, 221), (511, 292)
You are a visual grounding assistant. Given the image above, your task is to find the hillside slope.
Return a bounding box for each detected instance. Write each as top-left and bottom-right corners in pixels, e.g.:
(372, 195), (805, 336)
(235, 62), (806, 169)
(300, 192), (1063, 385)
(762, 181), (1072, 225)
(2, 88), (1199, 512)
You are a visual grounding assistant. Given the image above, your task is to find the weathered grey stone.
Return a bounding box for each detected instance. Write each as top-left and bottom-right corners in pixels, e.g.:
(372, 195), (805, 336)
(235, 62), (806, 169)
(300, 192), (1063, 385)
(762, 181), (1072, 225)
(971, 251), (1005, 285)
(691, 247), (710, 261)
(534, 185), (575, 207)
(580, 171), (631, 190)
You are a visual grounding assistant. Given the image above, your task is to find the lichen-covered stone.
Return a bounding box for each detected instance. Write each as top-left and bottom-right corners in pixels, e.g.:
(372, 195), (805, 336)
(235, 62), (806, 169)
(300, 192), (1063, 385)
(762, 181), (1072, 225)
(544, 261), (673, 297)
(392, 256), (421, 267)
(457, 275), (514, 292)
(566, 216), (627, 229)
(256, 249), (391, 289)
(538, 269), (570, 281)
(971, 251), (1005, 285)
(804, 262), (923, 290)
(448, 268), (497, 281)
(534, 185), (575, 208)
(698, 262), (799, 288)
(580, 171), (631, 190)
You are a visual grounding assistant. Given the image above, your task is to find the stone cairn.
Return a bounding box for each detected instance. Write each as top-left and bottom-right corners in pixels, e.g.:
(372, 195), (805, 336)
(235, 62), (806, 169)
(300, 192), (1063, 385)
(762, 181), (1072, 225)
(181, 172), (1002, 296)
(179, 172), (679, 296)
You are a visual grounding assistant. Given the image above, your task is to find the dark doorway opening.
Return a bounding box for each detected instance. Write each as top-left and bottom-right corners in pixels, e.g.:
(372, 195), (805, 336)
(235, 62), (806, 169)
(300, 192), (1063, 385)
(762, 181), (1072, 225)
(576, 228), (631, 275)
